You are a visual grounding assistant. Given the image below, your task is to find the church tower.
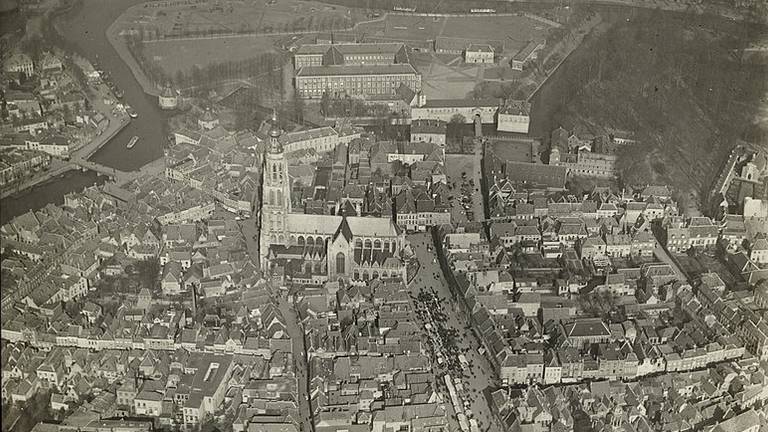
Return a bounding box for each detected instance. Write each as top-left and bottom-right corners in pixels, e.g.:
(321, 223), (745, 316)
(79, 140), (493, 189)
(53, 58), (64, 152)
(259, 111), (291, 268)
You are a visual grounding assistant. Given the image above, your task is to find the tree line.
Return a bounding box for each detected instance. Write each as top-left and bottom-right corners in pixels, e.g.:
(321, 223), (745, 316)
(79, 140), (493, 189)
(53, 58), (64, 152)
(175, 52), (283, 89)
(123, 35), (284, 94)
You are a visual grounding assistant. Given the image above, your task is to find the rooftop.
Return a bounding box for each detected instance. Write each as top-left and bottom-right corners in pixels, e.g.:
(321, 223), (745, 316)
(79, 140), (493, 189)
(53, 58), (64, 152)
(296, 64), (418, 77)
(296, 42), (404, 56)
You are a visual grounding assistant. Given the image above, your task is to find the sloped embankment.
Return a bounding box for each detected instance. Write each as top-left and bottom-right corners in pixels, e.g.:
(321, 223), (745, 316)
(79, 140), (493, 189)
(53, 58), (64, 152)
(535, 8), (768, 198)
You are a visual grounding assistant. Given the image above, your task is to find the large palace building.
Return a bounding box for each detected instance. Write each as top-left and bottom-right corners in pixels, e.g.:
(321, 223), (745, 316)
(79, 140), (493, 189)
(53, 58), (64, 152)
(259, 114), (407, 283)
(293, 42), (422, 100)
(295, 64), (421, 100)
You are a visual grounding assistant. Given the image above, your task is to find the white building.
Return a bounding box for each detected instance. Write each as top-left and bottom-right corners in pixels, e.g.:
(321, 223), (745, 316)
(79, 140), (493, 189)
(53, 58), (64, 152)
(281, 125), (360, 155)
(410, 119), (447, 146)
(465, 44), (495, 64)
(158, 86), (179, 110)
(512, 40), (545, 71)
(496, 100), (531, 134)
(411, 98), (500, 124)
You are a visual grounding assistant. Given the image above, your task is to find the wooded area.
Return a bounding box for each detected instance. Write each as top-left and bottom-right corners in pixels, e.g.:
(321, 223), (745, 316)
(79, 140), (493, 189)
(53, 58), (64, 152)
(542, 8), (767, 194)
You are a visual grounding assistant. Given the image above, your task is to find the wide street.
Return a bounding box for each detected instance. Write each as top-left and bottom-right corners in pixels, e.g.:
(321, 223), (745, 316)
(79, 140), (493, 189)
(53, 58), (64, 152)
(407, 232), (501, 432)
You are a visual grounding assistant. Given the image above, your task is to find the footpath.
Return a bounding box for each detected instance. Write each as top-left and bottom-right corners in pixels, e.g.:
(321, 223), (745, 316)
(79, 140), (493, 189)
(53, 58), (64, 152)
(106, 21), (160, 97)
(527, 13), (604, 102)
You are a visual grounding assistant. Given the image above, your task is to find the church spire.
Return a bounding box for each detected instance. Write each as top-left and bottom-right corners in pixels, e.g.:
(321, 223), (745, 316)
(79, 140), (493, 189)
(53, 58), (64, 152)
(268, 109), (283, 154)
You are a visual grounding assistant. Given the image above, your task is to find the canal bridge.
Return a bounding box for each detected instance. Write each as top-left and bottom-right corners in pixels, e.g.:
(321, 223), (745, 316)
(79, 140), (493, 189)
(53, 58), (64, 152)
(72, 157), (166, 186)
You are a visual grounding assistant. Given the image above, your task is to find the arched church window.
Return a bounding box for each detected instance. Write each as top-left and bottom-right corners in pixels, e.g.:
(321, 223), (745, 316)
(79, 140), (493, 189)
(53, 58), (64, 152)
(335, 252), (345, 274)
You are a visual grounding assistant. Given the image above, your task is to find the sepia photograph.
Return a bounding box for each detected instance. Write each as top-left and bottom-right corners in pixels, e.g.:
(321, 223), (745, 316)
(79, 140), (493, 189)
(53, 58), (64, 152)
(0, 0), (766, 431)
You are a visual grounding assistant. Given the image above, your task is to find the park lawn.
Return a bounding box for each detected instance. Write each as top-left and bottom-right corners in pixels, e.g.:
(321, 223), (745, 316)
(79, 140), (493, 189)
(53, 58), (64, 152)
(415, 61), (479, 99)
(357, 14), (551, 54)
(143, 35), (278, 76)
(484, 66), (522, 81)
(443, 16), (550, 52)
(366, 14), (445, 41)
(489, 138), (541, 164)
(121, 0), (358, 37)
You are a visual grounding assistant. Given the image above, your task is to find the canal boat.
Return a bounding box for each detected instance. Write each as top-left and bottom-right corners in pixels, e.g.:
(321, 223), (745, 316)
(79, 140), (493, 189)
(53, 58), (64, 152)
(127, 136), (139, 149)
(125, 105), (137, 118)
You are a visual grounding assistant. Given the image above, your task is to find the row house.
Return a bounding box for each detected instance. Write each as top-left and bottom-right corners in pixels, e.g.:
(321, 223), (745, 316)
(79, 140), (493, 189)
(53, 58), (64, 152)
(605, 234), (632, 257)
(665, 217), (719, 254)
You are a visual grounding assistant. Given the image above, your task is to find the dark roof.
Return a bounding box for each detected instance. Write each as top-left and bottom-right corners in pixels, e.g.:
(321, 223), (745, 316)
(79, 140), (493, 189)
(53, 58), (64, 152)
(504, 161), (567, 189)
(467, 43), (494, 53)
(411, 119), (447, 135)
(334, 217), (353, 242)
(420, 98), (500, 109)
(297, 42), (404, 56)
(500, 100), (531, 115)
(395, 83), (416, 104)
(566, 318), (610, 338)
(324, 46), (345, 66)
(296, 64), (418, 77)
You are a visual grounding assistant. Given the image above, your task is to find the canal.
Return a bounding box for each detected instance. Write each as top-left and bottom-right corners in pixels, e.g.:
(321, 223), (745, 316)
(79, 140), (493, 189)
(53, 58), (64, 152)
(58, 0), (170, 171)
(1, 0), (170, 222)
(0, 171), (108, 225)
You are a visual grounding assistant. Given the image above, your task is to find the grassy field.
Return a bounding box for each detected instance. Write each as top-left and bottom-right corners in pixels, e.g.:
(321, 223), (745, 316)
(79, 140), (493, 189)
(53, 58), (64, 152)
(489, 138), (541, 163)
(443, 16), (548, 52)
(484, 66), (522, 81)
(119, 0), (359, 37)
(355, 14), (550, 54)
(143, 35), (278, 75)
(360, 14), (444, 41)
(416, 60), (481, 99)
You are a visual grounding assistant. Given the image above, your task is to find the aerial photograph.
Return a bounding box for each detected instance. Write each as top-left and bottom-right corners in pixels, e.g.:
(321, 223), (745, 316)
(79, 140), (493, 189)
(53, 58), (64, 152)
(0, 0), (767, 430)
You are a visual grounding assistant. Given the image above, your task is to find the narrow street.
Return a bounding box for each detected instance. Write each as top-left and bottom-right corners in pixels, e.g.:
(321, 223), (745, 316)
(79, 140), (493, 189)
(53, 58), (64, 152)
(471, 140), (485, 221)
(407, 232), (501, 432)
(653, 240), (690, 283)
(275, 297), (314, 432)
(241, 214), (310, 432)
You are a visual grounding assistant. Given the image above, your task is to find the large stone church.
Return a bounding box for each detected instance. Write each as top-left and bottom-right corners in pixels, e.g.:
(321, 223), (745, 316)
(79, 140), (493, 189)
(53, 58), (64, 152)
(259, 114), (407, 283)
